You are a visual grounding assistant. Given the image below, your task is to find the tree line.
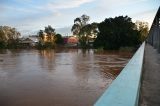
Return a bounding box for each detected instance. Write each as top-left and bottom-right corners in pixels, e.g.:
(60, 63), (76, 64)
(0, 15), (149, 50)
(72, 15), (149, 50)
(0, 25), (64, 49)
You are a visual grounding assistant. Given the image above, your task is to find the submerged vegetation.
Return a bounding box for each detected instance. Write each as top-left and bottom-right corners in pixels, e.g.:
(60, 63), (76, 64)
(37, 25), (64, 49)
(37, 25), (56, 49)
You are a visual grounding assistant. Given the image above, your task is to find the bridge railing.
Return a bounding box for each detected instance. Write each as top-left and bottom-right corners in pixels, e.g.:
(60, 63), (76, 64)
(147, 7), (160, 53)
(94, 42), (145, 106)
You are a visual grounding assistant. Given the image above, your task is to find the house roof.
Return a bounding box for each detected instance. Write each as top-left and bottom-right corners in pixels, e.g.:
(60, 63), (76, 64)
(20, 38), (35, 43)
(67, 36), (78, 43)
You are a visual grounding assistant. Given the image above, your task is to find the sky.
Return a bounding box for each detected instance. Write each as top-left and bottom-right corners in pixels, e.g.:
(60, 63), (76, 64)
(0, 0), (159, 36)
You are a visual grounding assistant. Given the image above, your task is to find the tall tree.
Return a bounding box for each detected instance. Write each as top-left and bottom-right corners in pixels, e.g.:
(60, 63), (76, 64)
(44, 25), (56, 42)
(0, 26), (21, 48)
(135, 21), (149, 42)
(55, 34), (64, 44)
(71, 14), (90, 36)
(37, 25), (56, 49)
(71, 14), (98, 48)
(94, 16), (141, 50)
(0, 28), (6, 48)
(38, 30), (44, 40)
(79, 22), (98, 46)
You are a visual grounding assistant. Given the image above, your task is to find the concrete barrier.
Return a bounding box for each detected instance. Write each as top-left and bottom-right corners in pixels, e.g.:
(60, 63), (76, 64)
(94, 42), (145, 106)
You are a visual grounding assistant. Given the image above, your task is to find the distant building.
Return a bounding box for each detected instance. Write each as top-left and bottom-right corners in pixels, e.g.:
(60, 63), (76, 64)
(62, 36), (79, 47)
(28, 36), (39, 43)
(19, 36), (39, 48)
(67, 36), (78, 44)
(63, 37), (69, 44)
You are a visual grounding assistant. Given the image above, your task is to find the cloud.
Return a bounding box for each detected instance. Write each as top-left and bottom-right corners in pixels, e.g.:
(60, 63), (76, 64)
(131, 8), (158, 28)
(0, 0), (95, 18)
(97, 0), (150, 11)
(87, 0), (154, 22)
(14, 0), (34, 3)
(0, 5), (5, 12)
(1, 5), (38, 14)
(0, 0), (158, 36)
(47, 0), (94, 10)
(56, 26), (72, 36)
(131, 9), (157, 17)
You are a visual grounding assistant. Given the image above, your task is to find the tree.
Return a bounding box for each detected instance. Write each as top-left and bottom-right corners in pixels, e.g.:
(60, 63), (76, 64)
(71, 14), (98, 48)
(71, 14), (90, 35)
(79, 22), (98, 46)
(38, 30), (44, 40)
(94, 16), (141, 50)
(0, 29), (6, 48)
(0, 26), (21, 49)
(44, 25), (56, 42)
(135, 21), (149, 42)
(55, 34), (64, 44)
(37, 25), (56, 49)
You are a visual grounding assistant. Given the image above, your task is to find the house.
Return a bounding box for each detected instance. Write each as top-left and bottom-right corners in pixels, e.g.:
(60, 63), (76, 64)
(67, 36), (78, 44)
(19, 37), (38, 48)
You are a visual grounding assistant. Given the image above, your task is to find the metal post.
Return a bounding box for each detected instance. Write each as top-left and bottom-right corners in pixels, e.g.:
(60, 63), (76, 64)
(147, 6), (160, 53)
(158, 16), (160, 53)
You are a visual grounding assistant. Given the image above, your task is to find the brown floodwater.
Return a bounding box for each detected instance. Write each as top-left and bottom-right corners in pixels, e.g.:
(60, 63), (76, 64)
(0, 49), (132, 106)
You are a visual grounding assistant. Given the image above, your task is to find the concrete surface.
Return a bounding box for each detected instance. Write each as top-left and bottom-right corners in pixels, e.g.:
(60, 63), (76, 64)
(140, 44), (160, 106)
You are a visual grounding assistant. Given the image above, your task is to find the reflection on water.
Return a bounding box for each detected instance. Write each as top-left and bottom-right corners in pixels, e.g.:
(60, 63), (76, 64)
(0, 49), (132, 106)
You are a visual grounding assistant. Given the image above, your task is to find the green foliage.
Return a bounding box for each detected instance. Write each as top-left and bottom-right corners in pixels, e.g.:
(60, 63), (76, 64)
(0, 26), (21, 49)
(71, 14), (90, 36)
(44, 25), (56, 42)
(55, 34), (64, 44)
(71, 14), (98, 48)
(44, 25), (55, 41)
(36, 41), (55, 49)
(38, 30), (44, 39)
(43, 42), (55, 49)
(135, 21), (149, 42)
(37, 25), (56, 49)
(0, 41), (6, 49)
(94, 16), (141, 50)
(7, 39), (20, 49)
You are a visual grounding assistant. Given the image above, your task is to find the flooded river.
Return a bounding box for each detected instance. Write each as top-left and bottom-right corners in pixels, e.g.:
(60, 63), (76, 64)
(0, 49), (132, 106)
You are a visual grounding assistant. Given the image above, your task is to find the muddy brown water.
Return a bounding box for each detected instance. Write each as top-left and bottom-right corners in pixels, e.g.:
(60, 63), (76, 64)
(0, 49), (132, 106)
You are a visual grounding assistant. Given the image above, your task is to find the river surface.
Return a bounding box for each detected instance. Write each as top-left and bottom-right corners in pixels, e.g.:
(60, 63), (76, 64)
(0, 49), (132, 106)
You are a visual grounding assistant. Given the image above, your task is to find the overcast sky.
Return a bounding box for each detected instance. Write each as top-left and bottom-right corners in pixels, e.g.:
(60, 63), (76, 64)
(0, 0), (159, 36)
